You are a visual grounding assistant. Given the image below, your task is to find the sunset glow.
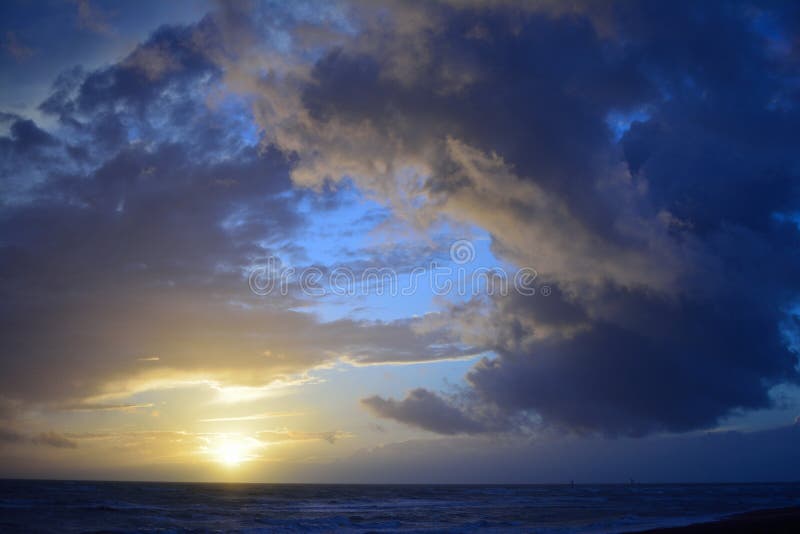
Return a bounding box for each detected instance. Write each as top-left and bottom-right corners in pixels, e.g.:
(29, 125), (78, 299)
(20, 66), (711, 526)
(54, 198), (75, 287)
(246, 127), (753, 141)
(210, 436), (256, 467)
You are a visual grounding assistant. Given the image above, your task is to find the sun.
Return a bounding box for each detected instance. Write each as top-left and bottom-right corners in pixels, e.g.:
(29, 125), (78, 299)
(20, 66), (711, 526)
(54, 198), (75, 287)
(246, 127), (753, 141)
(210, 435), (259, 467)
(217, 441), (245, 466)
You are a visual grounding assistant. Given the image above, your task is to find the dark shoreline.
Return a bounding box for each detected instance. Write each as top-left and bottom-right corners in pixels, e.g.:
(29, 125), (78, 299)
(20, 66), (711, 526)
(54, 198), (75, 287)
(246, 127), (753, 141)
(637, 506), (800, 533)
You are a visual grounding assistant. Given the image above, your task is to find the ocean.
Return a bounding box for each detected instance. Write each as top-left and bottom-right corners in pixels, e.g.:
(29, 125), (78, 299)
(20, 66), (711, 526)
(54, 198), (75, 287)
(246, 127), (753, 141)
(0, 480), (799, 532)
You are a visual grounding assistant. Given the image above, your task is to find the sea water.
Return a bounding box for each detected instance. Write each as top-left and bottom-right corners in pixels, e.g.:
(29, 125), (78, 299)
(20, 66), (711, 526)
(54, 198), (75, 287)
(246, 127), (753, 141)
(1, 480), (799, 532)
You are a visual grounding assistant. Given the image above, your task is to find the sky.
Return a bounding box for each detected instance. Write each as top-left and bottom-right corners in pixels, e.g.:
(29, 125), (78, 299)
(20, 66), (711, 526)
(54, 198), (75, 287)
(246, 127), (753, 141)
(1, 0), (800, 483)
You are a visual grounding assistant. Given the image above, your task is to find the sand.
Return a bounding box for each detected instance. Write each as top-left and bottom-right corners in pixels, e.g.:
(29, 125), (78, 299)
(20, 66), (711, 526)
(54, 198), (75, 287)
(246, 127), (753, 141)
(638, 506), (800, 533)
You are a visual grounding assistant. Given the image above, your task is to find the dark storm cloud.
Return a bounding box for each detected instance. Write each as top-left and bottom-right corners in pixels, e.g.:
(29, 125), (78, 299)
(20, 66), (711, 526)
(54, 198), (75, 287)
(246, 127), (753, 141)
(37, 21), (222, 159)
(239, 0), (800, 434)
(464, 288), (798, 436)
(77, 23), (217, 114)
(442, 0), (800, 435)
(0, 118), (56, 153)
(362, 389), (491, 435)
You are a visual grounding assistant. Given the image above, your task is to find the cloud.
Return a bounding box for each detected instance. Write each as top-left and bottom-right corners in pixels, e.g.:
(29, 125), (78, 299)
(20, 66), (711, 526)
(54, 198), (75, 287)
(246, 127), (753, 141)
(31, 431), (78, 449)
(3, 31), (34, 61)
(0, 428), (26, 444)
(0, 399), (78, 450)
(1, 117), (57, 153)
(75, 0), (113, 36)
(60, 403), (154, 412)
(199, 412), (302, 423)
(316, 424), (800, 484)
(3, 0), (800, 447)
(208, 0), (800, 436)
(256, 429), (349, 444)
(362, 388), (493, 435)
(0, 397), (20, 421)
(468, 292), (796, 435)
(0, 18), (467, 410)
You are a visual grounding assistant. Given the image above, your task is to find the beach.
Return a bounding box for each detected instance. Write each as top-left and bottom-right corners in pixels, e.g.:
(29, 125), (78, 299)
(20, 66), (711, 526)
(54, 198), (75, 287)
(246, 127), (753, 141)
(639, 506), (800, 533)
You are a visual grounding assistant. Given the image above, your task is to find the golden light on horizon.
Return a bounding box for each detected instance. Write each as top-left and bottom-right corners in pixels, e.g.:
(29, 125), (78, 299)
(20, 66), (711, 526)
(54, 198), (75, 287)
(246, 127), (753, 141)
(208, 435), (262, 467)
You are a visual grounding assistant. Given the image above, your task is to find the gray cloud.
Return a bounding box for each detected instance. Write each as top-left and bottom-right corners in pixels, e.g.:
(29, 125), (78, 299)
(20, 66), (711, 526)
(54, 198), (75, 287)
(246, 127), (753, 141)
(0, 428), (78, 449)
(0, 428), (26, 444)
(362, 388), (494, 435)
(31, 431), (78, 449)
